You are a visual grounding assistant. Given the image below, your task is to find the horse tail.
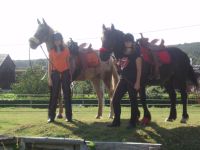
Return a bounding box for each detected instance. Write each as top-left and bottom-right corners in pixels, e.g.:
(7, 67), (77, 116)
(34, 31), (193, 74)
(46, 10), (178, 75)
(188, 65), (198, 87)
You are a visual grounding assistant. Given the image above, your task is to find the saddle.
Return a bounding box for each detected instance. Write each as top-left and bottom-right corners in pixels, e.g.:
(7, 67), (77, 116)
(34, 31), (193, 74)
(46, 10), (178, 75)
(67, 39), (100, 68)
(138, 35), (171, 80)
(78, 43), (100, 68)
(140, 46), (171, 65)
(138, 37), (171, 65)
(67, 39), (100, 80)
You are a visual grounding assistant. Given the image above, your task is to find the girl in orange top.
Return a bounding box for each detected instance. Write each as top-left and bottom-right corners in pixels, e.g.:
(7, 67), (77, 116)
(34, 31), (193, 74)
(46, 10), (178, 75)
(48, 32), (72, 123)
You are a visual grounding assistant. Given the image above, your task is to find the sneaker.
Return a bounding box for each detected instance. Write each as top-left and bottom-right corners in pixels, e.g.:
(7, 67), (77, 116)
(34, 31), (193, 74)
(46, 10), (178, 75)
(65, 118), (72, 122)
(47, 118), (54, 123)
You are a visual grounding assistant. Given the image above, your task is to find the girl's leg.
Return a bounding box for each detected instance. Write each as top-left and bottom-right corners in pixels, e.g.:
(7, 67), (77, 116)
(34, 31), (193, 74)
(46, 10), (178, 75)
(48, 71), (61, 122)
(128, 85), (139, 127)
(108, 79), (127, 127)
(48, 86), (53, 120)
(61, 70), (72, 121)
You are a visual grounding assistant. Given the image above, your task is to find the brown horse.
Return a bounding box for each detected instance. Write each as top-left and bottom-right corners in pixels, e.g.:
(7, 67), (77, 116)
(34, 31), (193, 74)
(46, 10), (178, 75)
(29, 19), (119, 119)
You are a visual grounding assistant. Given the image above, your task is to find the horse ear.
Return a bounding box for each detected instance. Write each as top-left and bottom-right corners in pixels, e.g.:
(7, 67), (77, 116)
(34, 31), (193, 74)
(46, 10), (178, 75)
(88, 44), (92, 49)
(42, 18), (47, 26)
(37, 19), (41, 25)
(140, 33), (144, 38)
(102, 24), (106, 31)
(111, 24), (115, 30)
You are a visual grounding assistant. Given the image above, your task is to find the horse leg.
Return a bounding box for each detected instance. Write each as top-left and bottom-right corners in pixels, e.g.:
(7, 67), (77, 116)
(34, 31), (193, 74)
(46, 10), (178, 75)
(139, 86), (151, 125)
(103, 72), (114, 119)
(57, 82), (74, 119)
(165, 83), (177, 122)
(91, 78), (104, 119)
(57, 86), (63, 119)
(180, 88), (189, 123)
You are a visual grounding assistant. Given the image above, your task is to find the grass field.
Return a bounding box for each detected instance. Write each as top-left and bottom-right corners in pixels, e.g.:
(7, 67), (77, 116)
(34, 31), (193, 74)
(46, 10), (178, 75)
(0, 105), (200, 150)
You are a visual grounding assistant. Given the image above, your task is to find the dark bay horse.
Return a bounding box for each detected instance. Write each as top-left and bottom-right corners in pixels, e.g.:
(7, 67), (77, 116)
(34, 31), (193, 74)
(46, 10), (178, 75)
(29, 19), (119, 119)
(100, 24), (198, 124)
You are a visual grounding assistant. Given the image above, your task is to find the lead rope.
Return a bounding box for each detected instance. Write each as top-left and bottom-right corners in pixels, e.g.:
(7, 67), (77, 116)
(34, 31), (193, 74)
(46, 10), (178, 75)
(29, 45), (48, 80)
(39, 45), (52, 81)
(29, 46), (33, 71)
(40, 45), (50, 63)
(39, 45), (60, 71)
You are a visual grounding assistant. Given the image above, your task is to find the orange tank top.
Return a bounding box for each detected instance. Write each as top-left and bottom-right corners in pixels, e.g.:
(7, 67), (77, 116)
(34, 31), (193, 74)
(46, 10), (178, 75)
(49, 48), (70, 72)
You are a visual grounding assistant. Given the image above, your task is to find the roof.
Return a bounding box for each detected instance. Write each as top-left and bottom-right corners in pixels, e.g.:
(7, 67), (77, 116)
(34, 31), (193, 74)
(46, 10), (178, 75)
(0, 54), (15, 67)
(0, 54), (9, 66)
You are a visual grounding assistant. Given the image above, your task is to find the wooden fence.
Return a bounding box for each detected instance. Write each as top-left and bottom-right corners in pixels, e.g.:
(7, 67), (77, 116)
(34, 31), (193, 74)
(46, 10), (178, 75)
(0, 98), (199, 108)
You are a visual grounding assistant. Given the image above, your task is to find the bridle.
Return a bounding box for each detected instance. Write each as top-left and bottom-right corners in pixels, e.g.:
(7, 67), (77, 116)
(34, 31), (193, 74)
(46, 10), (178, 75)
(29, 28), (54, 79)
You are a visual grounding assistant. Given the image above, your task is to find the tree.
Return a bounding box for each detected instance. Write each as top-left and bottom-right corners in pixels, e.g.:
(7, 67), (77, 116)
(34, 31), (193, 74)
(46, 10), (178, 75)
(12, 66), (49, 94)
(73, 81), (94, 95)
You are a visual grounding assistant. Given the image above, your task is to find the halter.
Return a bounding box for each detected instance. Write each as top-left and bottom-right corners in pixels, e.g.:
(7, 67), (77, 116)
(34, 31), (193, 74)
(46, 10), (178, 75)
(29, 27), (55, 72)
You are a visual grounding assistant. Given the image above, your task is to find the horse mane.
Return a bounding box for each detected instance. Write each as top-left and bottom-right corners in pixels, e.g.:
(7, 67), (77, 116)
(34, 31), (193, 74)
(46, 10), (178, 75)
(39, 23), (55, 51)
(111, 29), (125, 59)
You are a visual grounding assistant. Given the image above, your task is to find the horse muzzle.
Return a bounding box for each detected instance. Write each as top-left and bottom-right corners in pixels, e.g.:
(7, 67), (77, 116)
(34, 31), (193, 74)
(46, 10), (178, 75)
(29, 37), (41, 49)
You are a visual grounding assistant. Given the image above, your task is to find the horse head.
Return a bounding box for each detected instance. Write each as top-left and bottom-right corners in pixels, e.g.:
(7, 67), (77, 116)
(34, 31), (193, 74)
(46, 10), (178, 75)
(100, 24), (125, 61)
(29, 18), (54, 50)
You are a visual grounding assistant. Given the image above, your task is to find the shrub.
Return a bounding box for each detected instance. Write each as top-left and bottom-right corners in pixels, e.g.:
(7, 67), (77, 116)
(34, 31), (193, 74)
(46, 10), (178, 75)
(12, 66), (49, 94)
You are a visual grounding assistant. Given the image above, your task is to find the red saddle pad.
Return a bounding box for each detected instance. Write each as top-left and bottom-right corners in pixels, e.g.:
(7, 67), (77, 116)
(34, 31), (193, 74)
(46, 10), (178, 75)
(140, 47), (171, 64)
(78, 51), (100, 68)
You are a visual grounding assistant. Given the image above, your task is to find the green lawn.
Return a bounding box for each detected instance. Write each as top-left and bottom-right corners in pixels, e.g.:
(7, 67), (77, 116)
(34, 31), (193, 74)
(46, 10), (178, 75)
(0, 106), (200, 150)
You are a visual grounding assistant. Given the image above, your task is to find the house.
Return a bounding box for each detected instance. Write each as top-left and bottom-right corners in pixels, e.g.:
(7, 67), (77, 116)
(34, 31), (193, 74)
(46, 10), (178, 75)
(0, 54), (15, 89)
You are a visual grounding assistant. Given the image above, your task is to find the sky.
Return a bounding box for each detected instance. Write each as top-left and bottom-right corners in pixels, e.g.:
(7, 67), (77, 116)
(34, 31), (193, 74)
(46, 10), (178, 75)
(0, 0), (200, 60)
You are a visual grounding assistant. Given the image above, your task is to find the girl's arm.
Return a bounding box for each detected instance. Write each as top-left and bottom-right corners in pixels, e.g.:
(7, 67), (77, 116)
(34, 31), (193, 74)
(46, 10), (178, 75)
(134, 57), (142, 90)
(48, 54), (52, 86)
(66, 48), (72, 81)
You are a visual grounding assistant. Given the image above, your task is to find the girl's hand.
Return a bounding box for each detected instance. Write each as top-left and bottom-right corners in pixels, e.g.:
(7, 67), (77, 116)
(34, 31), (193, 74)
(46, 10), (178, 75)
(134, 82), (140, 91)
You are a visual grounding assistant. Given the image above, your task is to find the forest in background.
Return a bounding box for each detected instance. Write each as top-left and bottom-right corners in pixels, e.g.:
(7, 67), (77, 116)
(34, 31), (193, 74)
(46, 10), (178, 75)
(172, 42), (200, 64)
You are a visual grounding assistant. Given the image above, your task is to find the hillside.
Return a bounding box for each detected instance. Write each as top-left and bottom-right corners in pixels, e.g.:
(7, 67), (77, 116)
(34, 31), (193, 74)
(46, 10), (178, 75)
(171, 42), (200, 65)
(13, 42), (200, 69)
(14, 59), (48, 69)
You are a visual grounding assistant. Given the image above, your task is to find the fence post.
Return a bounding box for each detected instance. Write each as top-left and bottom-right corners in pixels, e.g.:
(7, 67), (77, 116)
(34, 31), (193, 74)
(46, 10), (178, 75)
(30, 100), (32, 108)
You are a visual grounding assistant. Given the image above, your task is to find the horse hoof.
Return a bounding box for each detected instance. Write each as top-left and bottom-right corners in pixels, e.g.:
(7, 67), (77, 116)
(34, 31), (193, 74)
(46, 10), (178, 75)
(140, 117), (151, 126)
(96, 115), (102, 119)
(108, 114), (114, 119)
(109, 116), (114, 119)
(180, 118), (188, 124)
(56, 114), (63, 119)
(165, 118), (174, 122)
